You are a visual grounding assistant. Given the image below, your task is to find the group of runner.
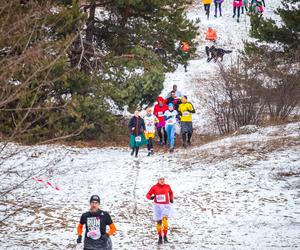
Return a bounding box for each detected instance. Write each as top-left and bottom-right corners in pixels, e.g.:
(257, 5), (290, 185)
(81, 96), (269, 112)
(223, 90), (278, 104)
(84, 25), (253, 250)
(77, 176), (174, 249)
(202, 0), (266, 22)
(128, 84), (196, 158)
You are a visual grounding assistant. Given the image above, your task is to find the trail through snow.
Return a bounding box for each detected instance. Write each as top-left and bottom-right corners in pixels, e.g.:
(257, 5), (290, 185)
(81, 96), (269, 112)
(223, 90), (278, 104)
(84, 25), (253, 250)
(1, 1), (299, 250)
(0, 122), (299, 249)
(161, 0), (282, 134)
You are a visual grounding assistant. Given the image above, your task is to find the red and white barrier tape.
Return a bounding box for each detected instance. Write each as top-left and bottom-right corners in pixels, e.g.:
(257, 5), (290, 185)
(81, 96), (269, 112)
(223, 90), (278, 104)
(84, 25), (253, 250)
(33, 177), (60, 190)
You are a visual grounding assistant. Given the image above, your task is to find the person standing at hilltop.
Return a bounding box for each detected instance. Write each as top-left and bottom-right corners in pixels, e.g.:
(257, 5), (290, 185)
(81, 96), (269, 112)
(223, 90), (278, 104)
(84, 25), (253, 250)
(214, 0), (224, 18)
(233, 0), (243, 23)
(202, 0), (213, 19)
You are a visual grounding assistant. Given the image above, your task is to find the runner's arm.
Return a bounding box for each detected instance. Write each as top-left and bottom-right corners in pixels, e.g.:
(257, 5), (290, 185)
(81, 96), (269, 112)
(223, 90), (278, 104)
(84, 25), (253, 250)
(169, 186), (174, 202)
(188, 103), (196, 113)
(108, 223), (117, 236)
(146, 186), (155, 200)
(128, 117), (134, 130)
(77, 223), (83, 236)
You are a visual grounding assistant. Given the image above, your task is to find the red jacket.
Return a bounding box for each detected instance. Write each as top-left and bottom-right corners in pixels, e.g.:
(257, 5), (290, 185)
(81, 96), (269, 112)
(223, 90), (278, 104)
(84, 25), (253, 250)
(146, 183), (174, 204)
(154, 104), (168, 123)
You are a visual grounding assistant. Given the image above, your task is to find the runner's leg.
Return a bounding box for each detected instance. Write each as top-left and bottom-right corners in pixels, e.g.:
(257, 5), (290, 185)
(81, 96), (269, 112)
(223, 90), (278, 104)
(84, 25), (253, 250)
(162, 217), (169, 236)
(170, 125), (176, 149)
(163, 127), (168, 144)
(135, 147), (139, 157)
(157, 127), (163, 143)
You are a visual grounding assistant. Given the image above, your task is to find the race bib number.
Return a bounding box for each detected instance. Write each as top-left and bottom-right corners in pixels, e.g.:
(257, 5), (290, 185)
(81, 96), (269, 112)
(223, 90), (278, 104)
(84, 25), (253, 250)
(87, 229), (101, 240)
(147, 121), (154, 127)
(183, 111), (190, 116)
(156, 194), (166, 202)
(135, 136), (142, 142)
(167, 119), (173, 124)
(158, 112), (164, 117)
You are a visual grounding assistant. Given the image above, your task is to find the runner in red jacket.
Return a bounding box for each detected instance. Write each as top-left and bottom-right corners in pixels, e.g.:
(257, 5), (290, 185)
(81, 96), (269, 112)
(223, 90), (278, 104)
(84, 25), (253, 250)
(153, 97), (168, 145)
(146, 176), (174, 245)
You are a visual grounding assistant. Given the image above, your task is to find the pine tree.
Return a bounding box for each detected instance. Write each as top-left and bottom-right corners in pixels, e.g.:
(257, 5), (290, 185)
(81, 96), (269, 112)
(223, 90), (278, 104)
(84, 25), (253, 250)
(69, 0), (198, 111)
(0, 0), (198, 142)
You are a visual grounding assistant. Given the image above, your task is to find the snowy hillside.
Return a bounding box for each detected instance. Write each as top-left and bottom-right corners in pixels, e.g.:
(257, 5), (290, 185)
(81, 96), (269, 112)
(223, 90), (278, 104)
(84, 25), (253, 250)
(161, 0), (283, 134)
(1, 1), (299, 250)
(1, 122), (299, 249)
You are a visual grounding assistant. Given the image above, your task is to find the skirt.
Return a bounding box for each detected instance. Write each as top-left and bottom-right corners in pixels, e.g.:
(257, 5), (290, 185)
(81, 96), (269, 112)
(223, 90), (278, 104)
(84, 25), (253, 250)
(181, 122), (193, 134)
(129, 134), (147, 148)
(153, 203), (174, 221)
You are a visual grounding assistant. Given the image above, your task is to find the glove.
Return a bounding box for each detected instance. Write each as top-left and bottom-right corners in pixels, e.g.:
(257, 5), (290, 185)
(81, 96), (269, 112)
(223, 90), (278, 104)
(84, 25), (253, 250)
(77, 235), (82, 244)
(150, 195), (155, 200)
(101, 233), (109, 240)
(170, 199), (173, 204)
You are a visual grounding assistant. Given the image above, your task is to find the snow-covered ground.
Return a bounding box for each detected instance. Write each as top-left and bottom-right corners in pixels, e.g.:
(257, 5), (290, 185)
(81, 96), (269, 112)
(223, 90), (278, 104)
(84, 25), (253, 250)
(161, 0), (283, 134)
(2, 1), (299, 250)
(0, 122), (299, 249)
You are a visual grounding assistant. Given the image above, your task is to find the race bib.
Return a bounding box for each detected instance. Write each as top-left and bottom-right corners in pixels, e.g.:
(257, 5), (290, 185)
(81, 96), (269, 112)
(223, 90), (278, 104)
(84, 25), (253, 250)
(167, 119), (173, 124)
(156, 194), (166, 202)
(158, 112), (164, 117)
(135, 136), (142, 142)
(147, 121), (154, 127)
(183, 111), (190, 116)
(87, 228), (101, 240)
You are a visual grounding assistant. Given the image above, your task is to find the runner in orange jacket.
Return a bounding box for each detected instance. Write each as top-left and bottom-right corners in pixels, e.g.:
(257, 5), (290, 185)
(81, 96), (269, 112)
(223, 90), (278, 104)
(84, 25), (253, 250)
(205, 27), (217, 42)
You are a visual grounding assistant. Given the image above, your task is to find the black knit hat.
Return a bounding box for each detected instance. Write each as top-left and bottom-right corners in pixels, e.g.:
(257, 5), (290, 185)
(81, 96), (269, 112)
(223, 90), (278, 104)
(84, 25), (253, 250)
(90, 195), (100, 203)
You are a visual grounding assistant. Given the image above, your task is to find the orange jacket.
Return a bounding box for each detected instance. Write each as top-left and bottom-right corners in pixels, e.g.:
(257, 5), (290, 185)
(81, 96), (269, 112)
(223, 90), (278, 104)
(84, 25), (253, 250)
(205, 28), (217, 41)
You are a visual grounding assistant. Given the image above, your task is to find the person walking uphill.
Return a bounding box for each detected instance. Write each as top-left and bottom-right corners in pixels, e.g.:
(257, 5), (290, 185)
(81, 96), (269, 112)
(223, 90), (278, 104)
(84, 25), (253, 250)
(202, 0), (213, 19)
(146, 176), (174, 245)
(129, 110), (147, 159)
(77, 195), (117, 250)
(144, 107), (158, 156)
(154, 97), (168, 145)
(178, 96), (195, 148)
(164, 103), (179, 153)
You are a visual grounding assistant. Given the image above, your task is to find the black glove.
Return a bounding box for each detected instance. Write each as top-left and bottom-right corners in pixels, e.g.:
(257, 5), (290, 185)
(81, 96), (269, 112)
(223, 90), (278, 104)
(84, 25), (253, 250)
(77, 235), (82, 244)
(101, 233), (109, 240)
(150, 195), (155, 200)
(170, 199), (173, 204)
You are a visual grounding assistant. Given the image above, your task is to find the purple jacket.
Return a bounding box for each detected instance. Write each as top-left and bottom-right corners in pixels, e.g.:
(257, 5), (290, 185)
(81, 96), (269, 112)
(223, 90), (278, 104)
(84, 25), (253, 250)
(214, 0), (224, 3)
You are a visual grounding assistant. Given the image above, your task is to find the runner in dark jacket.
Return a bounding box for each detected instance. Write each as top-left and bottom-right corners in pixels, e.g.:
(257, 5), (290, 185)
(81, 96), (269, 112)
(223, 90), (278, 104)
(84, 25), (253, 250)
(128, 111), (147, 158)
(166, 91), (181, 111)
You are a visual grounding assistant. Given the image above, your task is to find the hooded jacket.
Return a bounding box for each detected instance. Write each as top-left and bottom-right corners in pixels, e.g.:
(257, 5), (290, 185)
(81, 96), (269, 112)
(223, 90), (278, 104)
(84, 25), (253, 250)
(154, 97), (168, 125)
